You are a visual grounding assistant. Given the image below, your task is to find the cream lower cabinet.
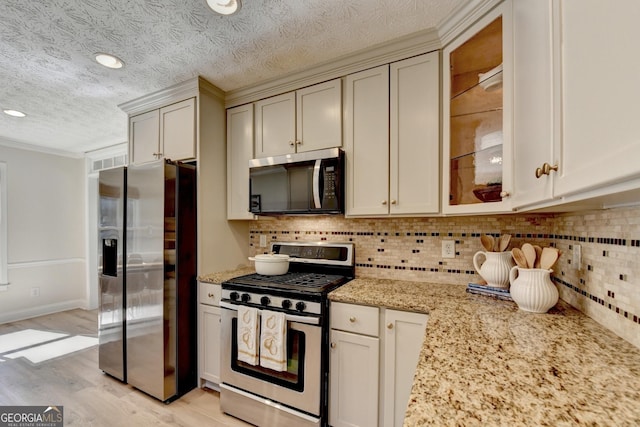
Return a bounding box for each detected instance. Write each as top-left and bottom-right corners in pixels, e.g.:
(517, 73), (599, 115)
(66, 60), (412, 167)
(345, 52), (439, 217)
(198, 281), (221, 388)
(129, 97), (196, 165)
(329, 302), (428, 427)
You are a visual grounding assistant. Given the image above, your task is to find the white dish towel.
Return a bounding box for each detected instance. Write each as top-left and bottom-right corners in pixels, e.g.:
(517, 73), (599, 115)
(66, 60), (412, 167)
(259, 310), (287, 371)
(237, 305), (259, 365)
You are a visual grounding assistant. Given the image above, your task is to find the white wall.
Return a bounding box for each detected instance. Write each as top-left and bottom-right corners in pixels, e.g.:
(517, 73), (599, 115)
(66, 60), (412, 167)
(0, 143), (86, 323)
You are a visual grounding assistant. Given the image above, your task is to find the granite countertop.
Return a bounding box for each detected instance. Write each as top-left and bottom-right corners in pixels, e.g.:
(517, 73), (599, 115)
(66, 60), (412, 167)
(198, 266), (255, 284)
(329, 278), (640, 426)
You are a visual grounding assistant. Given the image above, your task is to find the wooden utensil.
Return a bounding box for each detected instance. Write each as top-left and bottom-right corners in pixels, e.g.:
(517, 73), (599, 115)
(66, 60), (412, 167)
(511, 247), (528, 268)
(533, 245), (542, 268)
(481, 235), (495, 252)
(521, 243), (536, 268)
(499, 234), (511, 252)
(540, 247), (560, 270)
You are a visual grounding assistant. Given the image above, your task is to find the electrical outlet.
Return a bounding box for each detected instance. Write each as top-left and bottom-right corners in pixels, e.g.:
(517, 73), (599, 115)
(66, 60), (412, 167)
(442, 240), (456, 258)
(259, 234), (267, 248)
(573, 244), (582, 270)
(30, 287), (40, 297)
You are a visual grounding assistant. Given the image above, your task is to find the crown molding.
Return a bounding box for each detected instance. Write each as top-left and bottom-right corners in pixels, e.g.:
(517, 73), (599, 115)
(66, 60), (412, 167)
(438, 0), (503, 47)
(118, 76), (224, 116)
(225, 28), (442, 108)
(0, 136), (84, 159)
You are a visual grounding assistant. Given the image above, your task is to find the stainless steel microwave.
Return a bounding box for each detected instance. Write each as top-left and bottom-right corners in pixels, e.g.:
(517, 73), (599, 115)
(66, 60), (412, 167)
(249, 148), (344, 215)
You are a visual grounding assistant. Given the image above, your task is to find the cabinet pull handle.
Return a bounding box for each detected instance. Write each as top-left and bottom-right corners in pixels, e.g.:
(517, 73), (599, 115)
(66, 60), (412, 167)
(499, 191), (509, 198)
(387, 323), (394, 330)
(382, 200), (388, 205)
(349, 316), (356, 323)
(390, 200), (397, 205)
(208, 293), (214, 298)
(535, 163), (559, 179)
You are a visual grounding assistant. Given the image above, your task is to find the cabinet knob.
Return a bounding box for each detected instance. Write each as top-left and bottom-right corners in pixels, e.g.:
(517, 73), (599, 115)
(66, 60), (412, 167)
(289, 141), (295, 146)
(207, 293), (214, 298)
(387, 323), (394, 330)
(382, 200), (388, 205)
(391, 200), (397, 205)
(330, 342), (336, 349)
(296, 140), (302, 145)
(499, 191), (509, 198)
(349, 316), (356, 323)
(535, 162), (559, 179)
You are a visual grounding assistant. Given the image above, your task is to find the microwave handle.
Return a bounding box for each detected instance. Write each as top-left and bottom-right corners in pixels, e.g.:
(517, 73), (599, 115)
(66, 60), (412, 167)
(312, 159), (322, 209)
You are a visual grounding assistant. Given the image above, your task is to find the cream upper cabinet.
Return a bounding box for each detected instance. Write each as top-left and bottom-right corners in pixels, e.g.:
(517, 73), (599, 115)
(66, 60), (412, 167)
(129, 97), (196, 165)
(254, 79), (342, 158)
(513, 0), (640, 210)
(130, 109), (160, 165)
(442, 2), (513, 214)
(345, 65), (390, 216)
(345, 52), (440, 217)
(226, 104), (255, 220)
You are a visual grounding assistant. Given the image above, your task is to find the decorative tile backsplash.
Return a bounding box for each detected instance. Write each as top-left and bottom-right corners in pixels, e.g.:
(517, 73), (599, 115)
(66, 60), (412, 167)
(249, 207), (640, 348)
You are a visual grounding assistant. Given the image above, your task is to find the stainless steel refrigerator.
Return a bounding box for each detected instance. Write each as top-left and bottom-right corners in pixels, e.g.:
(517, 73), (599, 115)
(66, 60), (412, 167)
(98, 159), (197, 402)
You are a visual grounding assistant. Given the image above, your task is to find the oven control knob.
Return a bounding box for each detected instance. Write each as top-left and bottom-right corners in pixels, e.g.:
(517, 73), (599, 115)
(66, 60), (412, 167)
(281, 299), (292, 310)
(230, 291), (240, 301)
(260, 296), (270, 306)
(241, 293), (251, 303)
(295, 301), (306, 312)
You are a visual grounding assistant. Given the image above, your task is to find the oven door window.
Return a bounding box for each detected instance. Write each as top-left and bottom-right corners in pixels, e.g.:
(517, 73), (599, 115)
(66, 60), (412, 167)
(231, 318), (306, 391)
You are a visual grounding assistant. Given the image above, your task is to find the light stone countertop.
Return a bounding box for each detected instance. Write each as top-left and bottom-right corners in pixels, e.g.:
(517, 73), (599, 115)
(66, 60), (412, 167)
(329, 278), (640, 426)
(198, 266), (255, 284)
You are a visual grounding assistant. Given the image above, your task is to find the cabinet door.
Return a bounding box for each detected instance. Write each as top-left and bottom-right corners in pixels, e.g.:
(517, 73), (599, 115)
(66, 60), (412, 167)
(382, 310), (428, 427)
(160, 98), (196, 162)
(254, 92), (296, 158)
(198, 304), (221, 385)
(227, 104), (255, 220)
(390, 52), (440, 215)
(345, 65), (390, 216)
(296, 79), (342, 152)
(511, 0), (555, 209)
(329, 329), (380, 427)
(553, 0), (640, 197)
(442, 2), (513, 214)
(129, 109), (160, 165)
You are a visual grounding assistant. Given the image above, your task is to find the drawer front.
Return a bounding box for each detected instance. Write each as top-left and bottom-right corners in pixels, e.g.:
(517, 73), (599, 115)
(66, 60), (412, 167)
(199, 281), (221, 306)
(330, 302), (379, 337)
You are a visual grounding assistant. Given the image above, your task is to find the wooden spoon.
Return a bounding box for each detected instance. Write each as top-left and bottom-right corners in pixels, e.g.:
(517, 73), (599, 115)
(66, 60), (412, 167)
(533, 245), (542, 268)
(480, 235), (494, 252)
(511, 247), (528, 268)
(540, 247), (560, 270)
(521, 243), (536, 268)
(499, 234), (512, 252)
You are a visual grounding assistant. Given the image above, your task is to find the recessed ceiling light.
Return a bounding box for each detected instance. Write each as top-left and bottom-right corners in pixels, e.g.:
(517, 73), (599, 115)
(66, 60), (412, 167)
(206, 0), (241, 15)
(3, 109), (26, 118)
(95, 53), (124, 69)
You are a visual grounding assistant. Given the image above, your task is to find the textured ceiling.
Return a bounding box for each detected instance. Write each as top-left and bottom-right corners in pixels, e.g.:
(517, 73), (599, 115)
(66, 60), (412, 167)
(0, 0), (468, 155)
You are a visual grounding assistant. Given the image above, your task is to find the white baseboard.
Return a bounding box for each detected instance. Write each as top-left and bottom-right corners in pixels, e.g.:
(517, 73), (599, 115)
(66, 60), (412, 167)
(0, 299), (88, 325)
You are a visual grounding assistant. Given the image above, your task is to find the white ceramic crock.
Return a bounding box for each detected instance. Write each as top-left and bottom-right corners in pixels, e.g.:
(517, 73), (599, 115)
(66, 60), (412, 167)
(509, 267), (559, 313)
(473, 250), (515, 288)
(249, 254), (290, 275)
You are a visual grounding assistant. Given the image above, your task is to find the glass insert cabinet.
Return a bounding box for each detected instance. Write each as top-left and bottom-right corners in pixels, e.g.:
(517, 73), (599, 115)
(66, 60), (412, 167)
(442, 2), (512, 214)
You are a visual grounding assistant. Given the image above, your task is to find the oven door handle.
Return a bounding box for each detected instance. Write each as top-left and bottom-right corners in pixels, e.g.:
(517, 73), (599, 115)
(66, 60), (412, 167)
(220, 301), (320, 325)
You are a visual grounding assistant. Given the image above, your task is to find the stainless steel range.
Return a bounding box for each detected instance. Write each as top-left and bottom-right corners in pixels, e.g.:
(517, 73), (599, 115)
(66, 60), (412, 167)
(220, 241), (355, 427)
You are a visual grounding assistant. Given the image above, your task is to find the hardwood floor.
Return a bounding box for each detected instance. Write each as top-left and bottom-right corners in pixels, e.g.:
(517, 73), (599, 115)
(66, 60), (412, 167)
(0, 309), (250, 426)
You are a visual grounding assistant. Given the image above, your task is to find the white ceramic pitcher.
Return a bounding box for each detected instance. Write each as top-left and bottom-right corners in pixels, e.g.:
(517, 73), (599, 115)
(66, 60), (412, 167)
(509, 267), (559, 313)
(473, 251), (514, 288)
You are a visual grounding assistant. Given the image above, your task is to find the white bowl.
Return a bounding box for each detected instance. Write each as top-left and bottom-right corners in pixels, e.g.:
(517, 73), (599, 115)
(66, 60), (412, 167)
(249, 254), (290, 275)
